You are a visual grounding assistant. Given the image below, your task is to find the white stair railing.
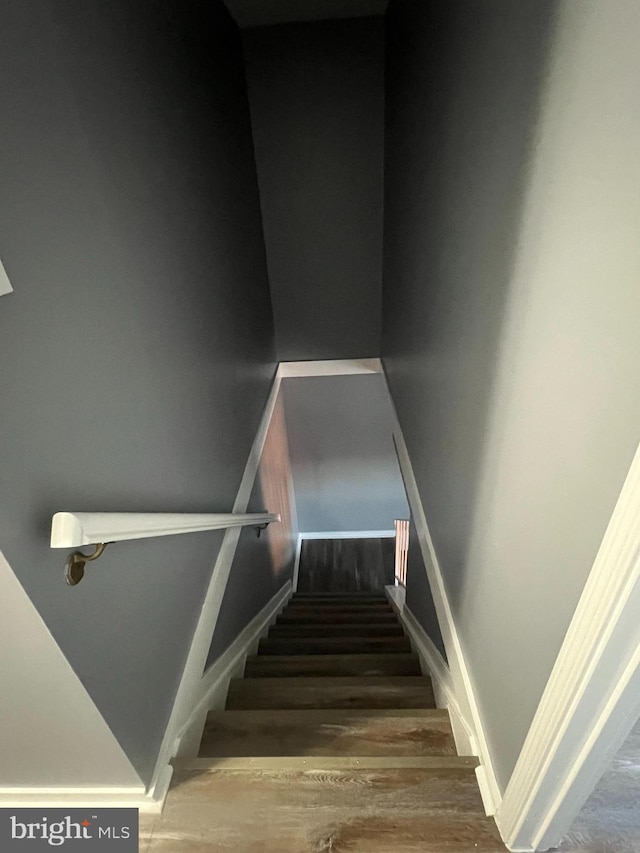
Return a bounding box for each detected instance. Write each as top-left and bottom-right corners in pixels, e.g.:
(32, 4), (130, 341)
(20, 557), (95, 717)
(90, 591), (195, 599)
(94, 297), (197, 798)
(50, 511), (280, 586)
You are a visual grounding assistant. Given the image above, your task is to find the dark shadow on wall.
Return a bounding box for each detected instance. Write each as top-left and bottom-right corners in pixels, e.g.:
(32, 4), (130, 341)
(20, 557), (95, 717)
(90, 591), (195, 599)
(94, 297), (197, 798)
(242, 17), (385, 360)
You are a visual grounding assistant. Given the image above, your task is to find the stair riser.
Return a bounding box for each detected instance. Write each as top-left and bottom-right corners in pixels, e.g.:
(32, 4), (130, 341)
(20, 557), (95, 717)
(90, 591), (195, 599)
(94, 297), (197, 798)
(245, 653), (421, 678)
(291, 597), (388, 603)
(285, 603), (392, 611)
(200, 710), (455, 758)
(268, 623), (404, 637)
(277, 612), (398, 624)
(227, 677), (436, 711)
(258, 637), (412, 656)
(280, 608), (395, 619)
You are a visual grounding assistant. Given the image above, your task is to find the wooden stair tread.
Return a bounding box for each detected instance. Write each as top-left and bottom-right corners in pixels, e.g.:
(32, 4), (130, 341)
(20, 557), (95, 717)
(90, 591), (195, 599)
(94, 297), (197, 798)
(245, 652), (421, 678)
(226, 676), (436, 710)
(159, 766), (506, 853)
(199, 708), (455, 757)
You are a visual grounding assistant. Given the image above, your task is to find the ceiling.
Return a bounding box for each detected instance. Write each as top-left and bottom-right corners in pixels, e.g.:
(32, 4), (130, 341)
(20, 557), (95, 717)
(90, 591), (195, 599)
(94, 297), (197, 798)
(224, 0), (388, 28)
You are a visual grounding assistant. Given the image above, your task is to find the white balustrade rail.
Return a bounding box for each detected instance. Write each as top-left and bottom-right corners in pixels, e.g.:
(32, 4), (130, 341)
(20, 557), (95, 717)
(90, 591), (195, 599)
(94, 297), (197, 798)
(51, 512), (280, 548)
(394, 518), (409, 586)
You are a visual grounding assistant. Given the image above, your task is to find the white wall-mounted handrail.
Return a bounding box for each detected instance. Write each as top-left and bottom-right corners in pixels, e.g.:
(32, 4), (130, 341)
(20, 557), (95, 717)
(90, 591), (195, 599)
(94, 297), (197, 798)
(50, 512), (281, 548)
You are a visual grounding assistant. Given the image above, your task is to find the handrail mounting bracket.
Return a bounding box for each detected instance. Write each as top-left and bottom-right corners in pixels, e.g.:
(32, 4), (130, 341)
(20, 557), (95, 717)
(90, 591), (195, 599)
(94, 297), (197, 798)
(65, 543), (108, 586)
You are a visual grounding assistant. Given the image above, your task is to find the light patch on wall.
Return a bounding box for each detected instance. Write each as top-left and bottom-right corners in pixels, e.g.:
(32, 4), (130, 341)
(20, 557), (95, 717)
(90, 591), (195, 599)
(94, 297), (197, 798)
(0, 260), (14, 296)
(258, 392), (298, 577)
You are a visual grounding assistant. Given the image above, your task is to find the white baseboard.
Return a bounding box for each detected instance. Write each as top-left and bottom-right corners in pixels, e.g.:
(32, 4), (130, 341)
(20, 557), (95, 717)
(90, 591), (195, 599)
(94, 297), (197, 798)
(292, 535), (302, 592)
(381, 372), (502, 817)
(384, 587), (475, 755)
(174, 581), (292, 758)
(0, 787), (162, 814)
(0, 551), (144, 806)
(384, 584), (500, 814)
(278, 359), (382, 378)
(384, 583), (406, 612)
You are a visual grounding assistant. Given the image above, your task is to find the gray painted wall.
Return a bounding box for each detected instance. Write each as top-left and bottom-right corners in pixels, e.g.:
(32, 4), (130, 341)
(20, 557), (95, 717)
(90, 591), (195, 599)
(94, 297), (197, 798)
(243, 18), (384, 361)
(0, 0), (274, 784)
(383, 0), (640, 790)
(282, 375), (409, 532)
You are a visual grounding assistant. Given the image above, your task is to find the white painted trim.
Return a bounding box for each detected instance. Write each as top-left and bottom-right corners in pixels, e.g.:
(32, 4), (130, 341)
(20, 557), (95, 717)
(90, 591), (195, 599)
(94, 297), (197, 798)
(380, 370), (502, 816)
(292, 534), (302, 592)
(0, 259), (13, 296)
(401, 609), (460, 723)
(497, 440), (640, 852)
(0, 789), (162, 814)
(146, 369), (285, 804)
(385, 582), (406, 613)
(384, 583), (499, 815)
(384, 587), (474, 749)
(176, 755), (477, 771)
(50, 512), (279, 548)
(175, 581), (292, 757)
(0, 549), (150, 811)
(277, 358), (382, 377)
(299, 529), (396, 540)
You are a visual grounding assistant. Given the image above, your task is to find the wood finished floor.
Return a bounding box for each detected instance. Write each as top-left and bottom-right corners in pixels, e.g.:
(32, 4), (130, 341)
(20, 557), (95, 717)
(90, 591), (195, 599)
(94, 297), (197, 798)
(296, 538), (395, 593)
(144, 767), (505, 852)
(143, 593), (507, 852)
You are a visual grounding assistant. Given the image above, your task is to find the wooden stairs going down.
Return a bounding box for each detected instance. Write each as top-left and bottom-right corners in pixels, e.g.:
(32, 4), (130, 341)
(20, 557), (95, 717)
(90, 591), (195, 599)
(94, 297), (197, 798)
(150, 592), (507, 852)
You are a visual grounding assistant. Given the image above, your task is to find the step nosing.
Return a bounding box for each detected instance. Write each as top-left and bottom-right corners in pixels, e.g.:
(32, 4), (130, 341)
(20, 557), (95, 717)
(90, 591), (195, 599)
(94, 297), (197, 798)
(206, 708), (449, 718)
(251, 655), (414, 662)
(176, 756), (477, 771)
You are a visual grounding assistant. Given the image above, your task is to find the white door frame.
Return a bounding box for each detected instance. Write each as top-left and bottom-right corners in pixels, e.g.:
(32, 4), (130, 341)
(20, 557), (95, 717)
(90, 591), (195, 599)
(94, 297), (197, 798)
(496, 440), (640, 851)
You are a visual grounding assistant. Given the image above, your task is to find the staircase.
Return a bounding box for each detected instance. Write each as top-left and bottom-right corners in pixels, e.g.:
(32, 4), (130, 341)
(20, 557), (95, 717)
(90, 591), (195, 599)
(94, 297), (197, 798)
(150, 592), (506, 852)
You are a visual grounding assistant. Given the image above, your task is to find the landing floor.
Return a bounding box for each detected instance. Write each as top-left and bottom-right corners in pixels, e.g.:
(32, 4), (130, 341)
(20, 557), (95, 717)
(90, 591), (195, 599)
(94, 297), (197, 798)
(140, 765), (507, 852)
